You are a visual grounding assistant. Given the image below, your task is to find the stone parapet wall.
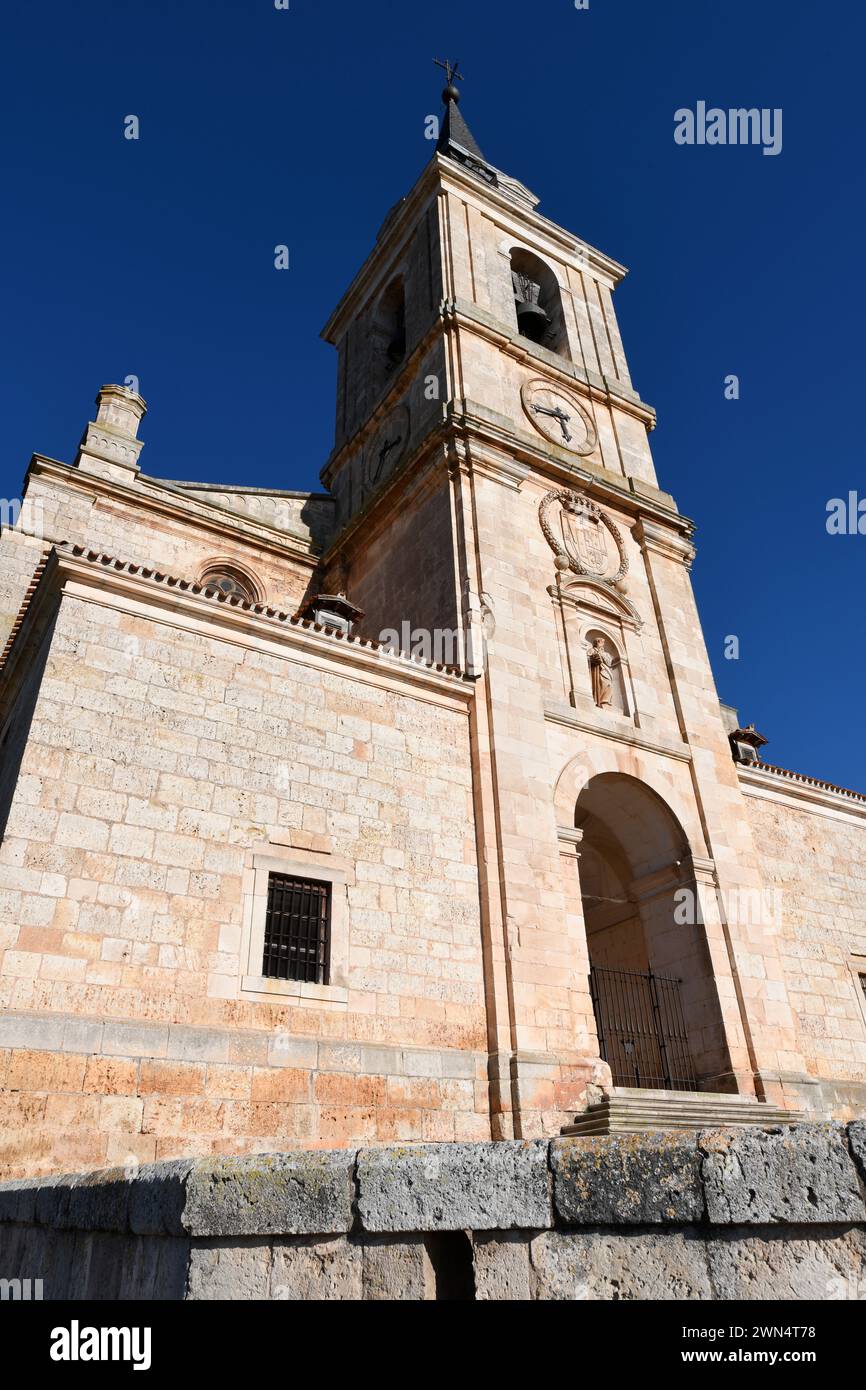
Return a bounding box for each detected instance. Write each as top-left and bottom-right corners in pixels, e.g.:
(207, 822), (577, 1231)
(1, 1125), (864, 1300)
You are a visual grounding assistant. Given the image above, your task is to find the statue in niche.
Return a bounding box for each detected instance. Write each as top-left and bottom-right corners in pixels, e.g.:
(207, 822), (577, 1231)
(588, 637), (615, 710)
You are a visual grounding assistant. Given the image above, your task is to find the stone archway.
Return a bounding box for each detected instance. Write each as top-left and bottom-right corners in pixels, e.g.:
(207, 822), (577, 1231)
(574, 772), (734, 1093)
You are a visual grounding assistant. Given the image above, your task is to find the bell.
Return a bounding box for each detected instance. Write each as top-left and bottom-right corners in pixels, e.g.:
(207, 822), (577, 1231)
(515, 298), (550, 342)
(387, 328), (406, 364)
(513, 271), (550, 343)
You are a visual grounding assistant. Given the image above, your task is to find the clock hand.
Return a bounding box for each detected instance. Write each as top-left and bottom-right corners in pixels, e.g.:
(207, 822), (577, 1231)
(532, 403), (573, 444)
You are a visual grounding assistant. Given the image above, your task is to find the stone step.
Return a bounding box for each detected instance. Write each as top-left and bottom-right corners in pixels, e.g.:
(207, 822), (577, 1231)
(561, 1088), (808, 1136)
(608, 1086), (785, 1105)
(572, 1103), (799, 1120)
(562, 1115), (798, 1136)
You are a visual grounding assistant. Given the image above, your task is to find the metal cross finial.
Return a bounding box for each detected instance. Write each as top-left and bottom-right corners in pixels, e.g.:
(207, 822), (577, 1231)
(434, 57), (464, 89)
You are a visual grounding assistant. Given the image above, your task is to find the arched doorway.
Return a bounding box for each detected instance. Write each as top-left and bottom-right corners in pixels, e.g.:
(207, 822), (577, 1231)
(575, 773), (732, 1093)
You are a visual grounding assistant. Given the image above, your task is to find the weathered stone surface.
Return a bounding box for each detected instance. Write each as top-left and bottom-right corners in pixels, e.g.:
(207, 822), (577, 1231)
(530, 1228), (713, 1301)
(34, 1172), (77, 1229)
(129, 1159), (194, 1236)
(361, 1235), (436, 1300)
(356, 1141), (551, 1232)
(706, 1226), (866, 1301)
(472, 1232), (532, 1301)
(270, 1236), (363, 1300)
(66, 1168), (131, 1233)
(182, 1151), (355, 1237)
(700, 1126), (865, 1225)
(32, 1227), (79, 1301)
(848, 1122), (866, 1184)
(187, 1241), (271, 1300)
(0, 1178), (38, 1226)
(117, 1235), (189, 1300)
(551, 1134), (703, 1225)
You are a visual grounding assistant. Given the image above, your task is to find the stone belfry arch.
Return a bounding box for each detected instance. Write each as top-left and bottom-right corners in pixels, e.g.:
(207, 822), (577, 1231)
(318, 67), (809, 1138)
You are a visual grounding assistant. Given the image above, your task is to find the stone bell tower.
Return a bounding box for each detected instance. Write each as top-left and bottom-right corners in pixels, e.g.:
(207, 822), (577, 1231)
(319, 68), (811, 1138)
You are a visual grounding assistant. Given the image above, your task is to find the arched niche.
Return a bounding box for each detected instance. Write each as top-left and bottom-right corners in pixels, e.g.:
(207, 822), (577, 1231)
(565, 771), (734, 1093)
(509, 247), (570, 358)
(371, 275), (407, 389)
(584, 627), (629, 716)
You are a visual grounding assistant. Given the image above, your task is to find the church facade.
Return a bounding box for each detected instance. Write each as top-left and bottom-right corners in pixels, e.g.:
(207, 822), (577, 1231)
(1, 87), (865, 1179)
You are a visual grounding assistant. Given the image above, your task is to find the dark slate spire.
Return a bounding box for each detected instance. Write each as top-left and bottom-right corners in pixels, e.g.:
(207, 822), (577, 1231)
(433, 58), (497, 185)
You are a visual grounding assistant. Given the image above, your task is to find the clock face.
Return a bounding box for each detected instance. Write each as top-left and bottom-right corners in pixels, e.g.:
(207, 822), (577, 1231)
(363, 403), (410, 497)
(521, 378), (598, 457)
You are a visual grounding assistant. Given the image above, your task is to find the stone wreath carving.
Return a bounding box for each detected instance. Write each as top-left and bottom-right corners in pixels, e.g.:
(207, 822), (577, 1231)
(539, 489), (628, 585)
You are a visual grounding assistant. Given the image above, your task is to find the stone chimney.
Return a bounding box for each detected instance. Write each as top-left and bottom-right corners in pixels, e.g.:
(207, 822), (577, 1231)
(74, 383), (147, 482)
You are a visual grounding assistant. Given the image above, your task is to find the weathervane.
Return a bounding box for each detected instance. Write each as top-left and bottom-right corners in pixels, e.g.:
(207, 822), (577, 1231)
(434, 57), (464, 103)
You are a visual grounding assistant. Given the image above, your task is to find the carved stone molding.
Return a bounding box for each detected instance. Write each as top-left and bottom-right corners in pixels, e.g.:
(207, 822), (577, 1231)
(633, 517), (695, 570)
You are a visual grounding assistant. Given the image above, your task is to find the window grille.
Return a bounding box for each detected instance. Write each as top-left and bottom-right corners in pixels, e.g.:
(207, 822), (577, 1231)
(262, 874), (331, 984)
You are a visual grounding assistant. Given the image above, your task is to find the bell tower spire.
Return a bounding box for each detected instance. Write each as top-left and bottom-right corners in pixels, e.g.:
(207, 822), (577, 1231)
(433, 58), (490, 167)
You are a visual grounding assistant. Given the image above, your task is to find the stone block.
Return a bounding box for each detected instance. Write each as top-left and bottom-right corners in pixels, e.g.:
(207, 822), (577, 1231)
(551, 1134), (704, 1225)
(182, 1151), (355, 1237)
(167, 1026), (229, 1064)
(66, 1168), (130, 1233)
(700, 1126), (865, 1225)
(128, 1159), (194, 1236)
(706, 1226), (866, 1301)
(0, 1177), (38, 1226)
(472, 1231), (532, 1301)
(34, 1173), (77, 1229)
(0, 1013), (65, 1051)
(357, 1140), (551, 1232)
(187, 1240), (271, 1300)
(530, 1228), (713, 1301)
(62, 1019), (105, 1054)
(361, 1235), (436, 1300)
(848, 1122), (866, 1184)
(102, 1021), (168, 1060)
(270, 1235), (363, 1300)
(117, 1234), (190, 1301)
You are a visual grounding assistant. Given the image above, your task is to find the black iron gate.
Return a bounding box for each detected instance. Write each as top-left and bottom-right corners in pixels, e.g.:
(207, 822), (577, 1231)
(589, 965), (697, 1091)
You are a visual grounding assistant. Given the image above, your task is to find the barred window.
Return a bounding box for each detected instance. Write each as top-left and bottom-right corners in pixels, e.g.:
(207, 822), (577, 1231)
(262, 874), (331, 984)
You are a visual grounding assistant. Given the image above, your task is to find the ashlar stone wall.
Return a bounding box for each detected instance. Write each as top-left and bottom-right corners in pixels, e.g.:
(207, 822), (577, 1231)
(0, 549), (487, 1177)
(742, 781), (866, 1116)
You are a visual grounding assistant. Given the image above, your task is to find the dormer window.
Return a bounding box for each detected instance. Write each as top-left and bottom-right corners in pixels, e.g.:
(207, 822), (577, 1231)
(510, 248), (569, 358)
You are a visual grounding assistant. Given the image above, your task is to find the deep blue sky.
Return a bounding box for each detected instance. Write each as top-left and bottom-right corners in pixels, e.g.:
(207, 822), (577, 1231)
(2, 1), (864, 789)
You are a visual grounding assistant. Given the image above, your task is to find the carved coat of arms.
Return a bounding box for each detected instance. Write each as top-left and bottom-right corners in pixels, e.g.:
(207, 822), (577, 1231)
(539, 489), (628, 585)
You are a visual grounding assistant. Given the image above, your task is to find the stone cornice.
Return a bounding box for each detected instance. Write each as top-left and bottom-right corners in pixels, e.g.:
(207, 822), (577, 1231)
(320, 296), (656, 492)
(633, 515), (696, 565)
(321, 400), (694, 566)
(0, 546), (474, 719)
(455, 405), (687, 531)
(738, 762), (866, 825)
(24, 456), (326, 568)
(447, 298), (655, 428)
(544, 702), (693, 763)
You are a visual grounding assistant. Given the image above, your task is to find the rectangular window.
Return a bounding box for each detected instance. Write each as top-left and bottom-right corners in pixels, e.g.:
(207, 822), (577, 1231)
(262, 873), (331, 984)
